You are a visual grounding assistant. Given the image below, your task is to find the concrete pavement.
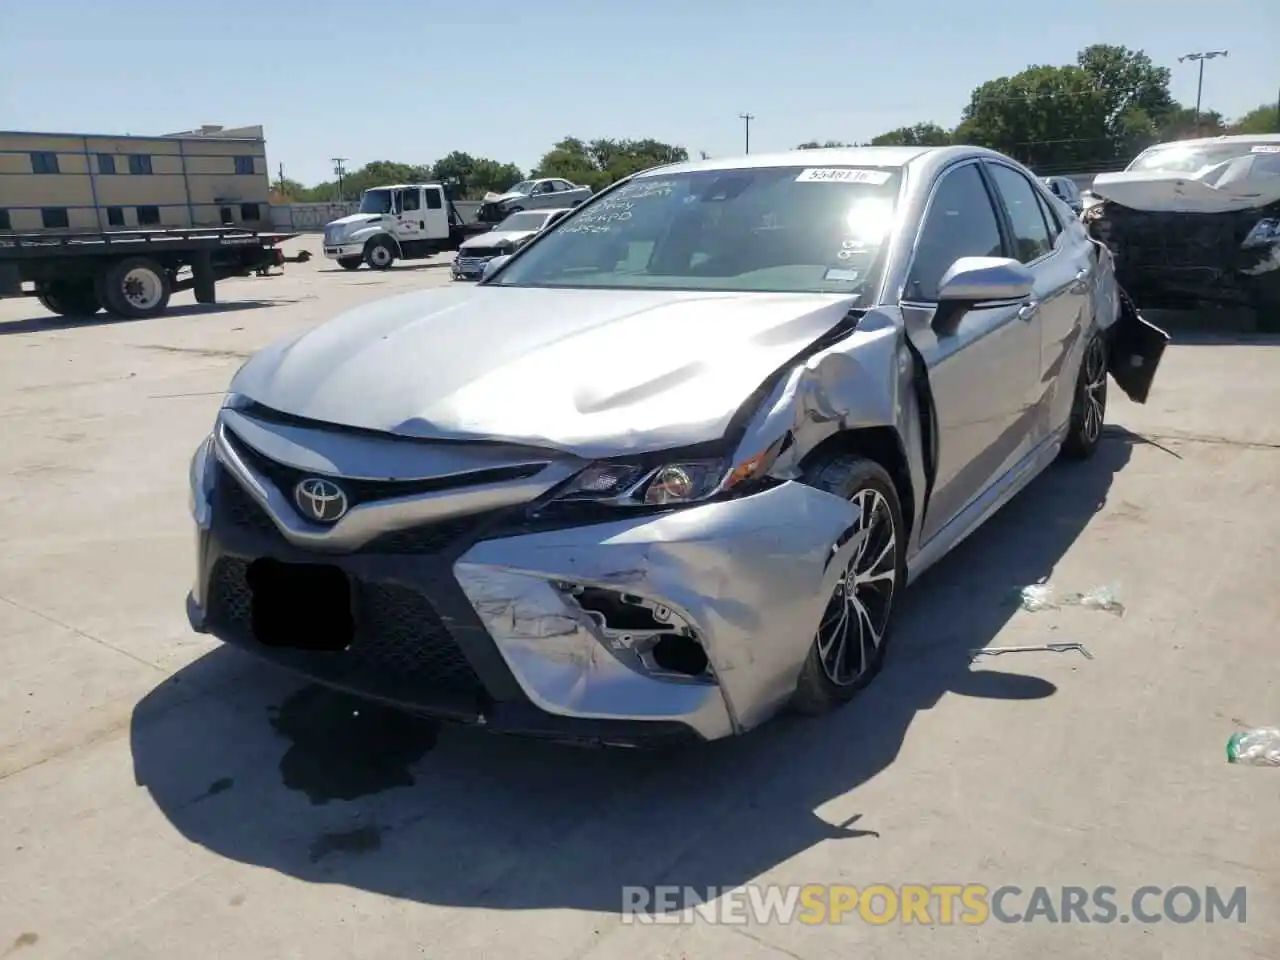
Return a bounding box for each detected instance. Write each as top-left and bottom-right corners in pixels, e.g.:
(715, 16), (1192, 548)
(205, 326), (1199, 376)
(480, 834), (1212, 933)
(1, 237), (1278, 959)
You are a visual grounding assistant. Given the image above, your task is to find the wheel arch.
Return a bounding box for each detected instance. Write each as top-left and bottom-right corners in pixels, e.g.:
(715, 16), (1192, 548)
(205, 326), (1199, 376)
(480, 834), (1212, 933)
(797, 427), (917, 542)
(362, 233), (402, 257)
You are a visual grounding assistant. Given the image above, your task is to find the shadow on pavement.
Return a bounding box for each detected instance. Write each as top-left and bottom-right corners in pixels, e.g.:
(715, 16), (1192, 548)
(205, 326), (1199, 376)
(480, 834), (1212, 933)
(0, 299), (293, 335)
(130, 430), (1139, 911)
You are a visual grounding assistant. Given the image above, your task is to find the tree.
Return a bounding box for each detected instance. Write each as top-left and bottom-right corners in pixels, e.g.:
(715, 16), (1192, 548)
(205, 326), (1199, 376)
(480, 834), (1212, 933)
(270, 177), (308, 202)
(1076, 44), (1176, 133)
(795, 140), (852, 149)
(955, 64), (1112, 171)
(1231, 102), (1280, 135)
(869, 123), (951, 146)
(428, 151), (523, 199)
(1156, 106), (1227, 141)
(533, 137), (688, 191)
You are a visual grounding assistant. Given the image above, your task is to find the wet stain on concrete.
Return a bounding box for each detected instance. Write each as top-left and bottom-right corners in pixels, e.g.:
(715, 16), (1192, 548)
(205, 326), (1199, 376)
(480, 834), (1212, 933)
(4, 932), (38, 955)
(268, 685), (439, 805)
(229, 893), (246, 907)
(309, 825), (385, 863)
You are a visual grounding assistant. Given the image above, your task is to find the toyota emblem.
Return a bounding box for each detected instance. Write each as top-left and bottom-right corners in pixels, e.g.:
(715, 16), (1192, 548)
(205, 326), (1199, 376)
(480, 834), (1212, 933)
(294, 477), (349, 524)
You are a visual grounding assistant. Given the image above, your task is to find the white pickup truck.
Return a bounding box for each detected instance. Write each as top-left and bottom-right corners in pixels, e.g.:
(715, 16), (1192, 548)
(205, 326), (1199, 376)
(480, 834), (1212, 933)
(322, 183), (491, 270)
(476, 177), (593, 223)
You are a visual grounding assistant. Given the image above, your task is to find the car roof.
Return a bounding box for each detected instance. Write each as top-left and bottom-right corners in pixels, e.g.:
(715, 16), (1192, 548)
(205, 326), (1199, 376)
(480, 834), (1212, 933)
(368, 182), (443, 190)
(1141, 132), (1280, 151)
(634, 144), (1018, 180)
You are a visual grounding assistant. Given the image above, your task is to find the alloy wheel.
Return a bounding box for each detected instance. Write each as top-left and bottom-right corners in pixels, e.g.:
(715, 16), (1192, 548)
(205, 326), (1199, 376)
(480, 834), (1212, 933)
(1080, 336), (1107, 444)
(815, 487), (898, 687)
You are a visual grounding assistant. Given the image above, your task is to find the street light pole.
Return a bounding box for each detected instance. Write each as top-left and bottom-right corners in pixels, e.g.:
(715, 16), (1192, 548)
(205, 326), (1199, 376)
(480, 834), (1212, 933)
(1177, 51), (1228, 133)
(738, 113), (755, 154)
(331, 157), (348, 202)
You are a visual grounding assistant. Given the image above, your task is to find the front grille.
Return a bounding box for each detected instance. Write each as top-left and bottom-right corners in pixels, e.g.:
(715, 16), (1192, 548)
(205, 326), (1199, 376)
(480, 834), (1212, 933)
(213, 464), (509, 555)
(208, 556), (484, 693)
(213, 465), (281, 540)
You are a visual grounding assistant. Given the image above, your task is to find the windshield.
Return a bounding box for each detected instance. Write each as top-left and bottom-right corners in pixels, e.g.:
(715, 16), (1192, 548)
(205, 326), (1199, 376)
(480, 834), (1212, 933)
(358, 189), (393, 214)
(1128, 141), (1280, 174)
(503, 180), (535, 196)
(487, 165), (903, 300)
(496, 211), (551, 232)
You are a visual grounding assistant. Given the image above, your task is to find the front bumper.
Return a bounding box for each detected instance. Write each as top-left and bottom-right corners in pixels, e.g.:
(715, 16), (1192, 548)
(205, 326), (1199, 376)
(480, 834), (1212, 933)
(323, 241), (364, 260)
(188, 435), (860, 744)
(452, 252), (498, 279)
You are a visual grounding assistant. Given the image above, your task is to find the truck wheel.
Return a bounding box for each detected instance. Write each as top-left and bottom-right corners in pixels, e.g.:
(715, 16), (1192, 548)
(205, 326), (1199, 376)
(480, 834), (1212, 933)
(97, 257), (171, 318)
(37, 281), (102, 317)
(337, 257), (363, 271)
(364, 238), (396, 270)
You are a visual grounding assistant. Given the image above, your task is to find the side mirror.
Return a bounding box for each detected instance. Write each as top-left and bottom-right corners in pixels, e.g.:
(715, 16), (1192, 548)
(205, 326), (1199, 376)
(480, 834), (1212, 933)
(481, 255), (511, 281)
(932, 257), (1034, 332)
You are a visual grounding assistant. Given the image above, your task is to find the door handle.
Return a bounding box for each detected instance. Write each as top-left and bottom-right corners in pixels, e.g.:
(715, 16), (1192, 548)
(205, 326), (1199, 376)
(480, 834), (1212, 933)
(1017, 301), (1040, 322)
(1072, 267), (1092, 291)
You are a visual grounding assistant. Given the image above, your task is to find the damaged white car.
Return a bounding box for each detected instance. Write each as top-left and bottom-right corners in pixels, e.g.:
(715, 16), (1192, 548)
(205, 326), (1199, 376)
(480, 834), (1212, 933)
(1085, 134), (1280, 312)
(187, 146), (1167, 746)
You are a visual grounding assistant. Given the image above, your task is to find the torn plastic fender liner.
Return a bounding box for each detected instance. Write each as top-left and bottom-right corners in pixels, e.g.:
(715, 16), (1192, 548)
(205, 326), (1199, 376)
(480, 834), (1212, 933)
(1106, 288), (1170, 405)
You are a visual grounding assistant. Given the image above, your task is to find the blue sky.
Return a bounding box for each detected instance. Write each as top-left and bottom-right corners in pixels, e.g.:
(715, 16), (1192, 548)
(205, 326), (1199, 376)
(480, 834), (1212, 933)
(2, 0), (1275, 186)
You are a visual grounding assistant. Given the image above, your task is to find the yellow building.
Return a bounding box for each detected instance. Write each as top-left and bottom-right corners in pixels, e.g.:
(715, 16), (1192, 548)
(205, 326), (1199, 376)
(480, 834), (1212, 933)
(0, 124), (270, 233)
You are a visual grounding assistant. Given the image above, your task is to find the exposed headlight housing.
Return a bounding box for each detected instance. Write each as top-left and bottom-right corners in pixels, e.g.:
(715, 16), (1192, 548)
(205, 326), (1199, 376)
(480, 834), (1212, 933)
(1242, 218), (1279, 250)
(544, 438), (786, 511)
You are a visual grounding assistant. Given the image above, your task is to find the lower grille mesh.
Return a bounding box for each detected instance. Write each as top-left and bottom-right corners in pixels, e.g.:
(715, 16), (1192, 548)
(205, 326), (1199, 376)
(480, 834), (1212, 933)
(208, 557), (483, 693)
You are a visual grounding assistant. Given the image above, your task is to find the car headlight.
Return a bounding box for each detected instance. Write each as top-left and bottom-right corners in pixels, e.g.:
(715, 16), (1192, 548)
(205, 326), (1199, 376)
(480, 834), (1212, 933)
(188, 433), (216, 522)
(547, 440), (785, 510)
(1242, 219), (1279, 250)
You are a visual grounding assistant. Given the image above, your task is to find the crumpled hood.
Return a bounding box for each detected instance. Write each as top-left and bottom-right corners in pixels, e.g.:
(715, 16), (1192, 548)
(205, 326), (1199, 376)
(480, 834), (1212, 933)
(1091, 165), (1280, 214)
(459, 229), (536, 251)
(482, 190), (526, 205)
(229, 286), (858, 458)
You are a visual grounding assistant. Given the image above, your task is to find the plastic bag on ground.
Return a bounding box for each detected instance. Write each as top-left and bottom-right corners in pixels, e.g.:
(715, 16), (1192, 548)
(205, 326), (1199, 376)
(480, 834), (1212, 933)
(1011, 583), (1058, 612)
(1063, 584), (1126, 617)
(1227, 729), (1280, 766)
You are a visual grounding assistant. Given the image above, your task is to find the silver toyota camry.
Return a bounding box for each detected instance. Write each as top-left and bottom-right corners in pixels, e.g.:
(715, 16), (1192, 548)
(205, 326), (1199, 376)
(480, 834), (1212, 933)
(187, 146), (1167, 746)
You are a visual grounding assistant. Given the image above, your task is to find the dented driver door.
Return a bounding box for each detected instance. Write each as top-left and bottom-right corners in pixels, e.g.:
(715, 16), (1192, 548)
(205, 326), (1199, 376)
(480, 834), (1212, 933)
(900, 162), (1044, 545)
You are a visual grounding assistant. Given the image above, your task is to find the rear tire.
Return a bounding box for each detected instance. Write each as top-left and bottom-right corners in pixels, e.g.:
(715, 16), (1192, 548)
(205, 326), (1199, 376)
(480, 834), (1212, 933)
(364, 238), (396, 270)
(96, 257), (171, 319)
(792, 454), (906, 716)
(37, 281), (102, 317)
(337, 257), (362, 271)
(1060, 331), (1107, 460)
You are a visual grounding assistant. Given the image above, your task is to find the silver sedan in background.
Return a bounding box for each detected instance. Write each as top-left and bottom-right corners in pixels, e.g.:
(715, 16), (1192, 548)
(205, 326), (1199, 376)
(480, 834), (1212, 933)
(187, 146), (1167, 745)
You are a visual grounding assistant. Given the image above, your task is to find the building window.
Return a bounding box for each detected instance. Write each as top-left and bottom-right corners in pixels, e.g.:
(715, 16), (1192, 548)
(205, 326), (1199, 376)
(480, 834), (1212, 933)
(98, 154), (117, 174)
(0, 209), (11, 231)
(128, 154), (153, 175)
(234, 156), (255, 175)
(240, 202), (262, 221)
(219, 206), (234, 224)
(31, 152), (60, 174)
(136, 205), (161, 226)
(41, 208), (70, 229)
(106, 207), (125, 227)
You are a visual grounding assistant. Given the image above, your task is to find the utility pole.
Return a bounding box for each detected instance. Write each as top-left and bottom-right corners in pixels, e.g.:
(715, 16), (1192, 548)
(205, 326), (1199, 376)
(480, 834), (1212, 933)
(331, 157), (348, 202)
(738, 113), (755, 154)
(276, 162), (285, 195)
(1177, 51), (1228, 133)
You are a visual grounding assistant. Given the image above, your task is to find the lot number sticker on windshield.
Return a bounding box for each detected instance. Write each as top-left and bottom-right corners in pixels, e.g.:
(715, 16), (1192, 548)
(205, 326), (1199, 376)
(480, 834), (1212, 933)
(1251, 145), (1280, 154)
(795, 168), (892, 185)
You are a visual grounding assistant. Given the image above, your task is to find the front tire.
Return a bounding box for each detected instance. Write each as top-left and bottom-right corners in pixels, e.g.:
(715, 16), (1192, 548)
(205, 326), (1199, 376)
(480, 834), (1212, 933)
(364, 238), (396, 270)
(337, 256), (362, 271)
(792, 455), (906, 716)
(1060, 331), (1108, 460)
